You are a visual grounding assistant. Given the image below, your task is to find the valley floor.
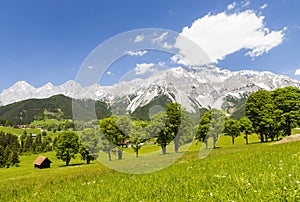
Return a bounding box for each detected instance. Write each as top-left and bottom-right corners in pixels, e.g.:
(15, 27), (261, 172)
(1, 135), (300, 201)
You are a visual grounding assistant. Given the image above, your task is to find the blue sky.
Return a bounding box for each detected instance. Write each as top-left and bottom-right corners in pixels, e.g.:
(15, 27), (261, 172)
(0, 0), (300, 91)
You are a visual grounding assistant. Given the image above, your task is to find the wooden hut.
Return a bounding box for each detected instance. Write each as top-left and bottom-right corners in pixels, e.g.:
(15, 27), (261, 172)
(33, 156), (52, 169)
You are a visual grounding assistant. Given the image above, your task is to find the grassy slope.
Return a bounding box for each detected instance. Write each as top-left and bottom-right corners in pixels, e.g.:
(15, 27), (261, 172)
(1, 134), (300, 201)
(29, 119), (66, 127)
(292, 128), (300, 134)
(0, 126), (60, 137)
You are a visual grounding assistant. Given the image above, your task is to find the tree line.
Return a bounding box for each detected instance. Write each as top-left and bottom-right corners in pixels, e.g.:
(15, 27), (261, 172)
(245, 86), (300, 142)
(62, 103), (194, 162)
(195, 109), (253, 148)
(66, 86), (300, 163)
(20, 131), (54, 153)
(196, 86), (300, 147)
(0, 131), (20, 168)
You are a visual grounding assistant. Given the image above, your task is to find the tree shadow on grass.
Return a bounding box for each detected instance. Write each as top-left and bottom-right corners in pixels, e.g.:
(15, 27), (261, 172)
(59, 163), (84, 167)
(247, 141), (271, 145)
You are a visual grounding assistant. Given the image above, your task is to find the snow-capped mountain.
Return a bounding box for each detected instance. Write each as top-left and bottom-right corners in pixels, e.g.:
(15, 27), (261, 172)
(0, 66), (299, 112)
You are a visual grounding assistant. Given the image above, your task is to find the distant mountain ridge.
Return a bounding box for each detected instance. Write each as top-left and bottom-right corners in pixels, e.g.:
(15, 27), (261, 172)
(0, 66), (299, 114)
(0, 94), (111, 125)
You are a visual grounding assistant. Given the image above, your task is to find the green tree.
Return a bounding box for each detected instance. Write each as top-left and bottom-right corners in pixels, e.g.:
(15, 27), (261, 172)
(55, 132), (80, 166)
(196, 111), (210, 149)
(196, 109), (226, 149)
(3, 147), (11, 168)
(98, 131), (116, 161)
(10, 148), (20, 166)
(130, 120), (149, 158)
(239, 116), (254, 144)
(223, 118), (241, 145)
(0, 146), (5, 167)
(271, 86), (300, 136)
(52, 136), (58, 149)
(42, 136), (53, 152)
(21, 130), (27, 140)
(79, 128), (99, 163)
(209, 109), (226, 148)
(79, 145), (95, 164)
(99, 116), (131, 160)
(35, 134), (42, 146)
(42, 130), (47, 137)
(175, 110), (194, 150)
(166, 103), (182, 153)
(24, 134), (33, 152)
(149, 112), (172, 154)
(245, 90), (275, 142)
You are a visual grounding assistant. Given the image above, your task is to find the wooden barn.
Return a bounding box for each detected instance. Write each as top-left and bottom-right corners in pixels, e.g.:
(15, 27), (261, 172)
(33, 156), (52, 169)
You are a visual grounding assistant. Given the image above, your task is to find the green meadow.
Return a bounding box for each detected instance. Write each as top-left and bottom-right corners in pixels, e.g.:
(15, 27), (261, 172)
(0, 123), (63, 138)
(1, 134), (300, 201)
(0, 126), (43, 136)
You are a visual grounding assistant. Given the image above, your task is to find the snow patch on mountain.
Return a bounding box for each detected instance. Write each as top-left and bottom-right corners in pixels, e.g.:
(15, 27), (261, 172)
(0, 66), (299, 113)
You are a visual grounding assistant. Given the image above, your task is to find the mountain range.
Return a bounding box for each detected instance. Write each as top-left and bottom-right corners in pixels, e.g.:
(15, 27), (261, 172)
(0, 66), (299, 115)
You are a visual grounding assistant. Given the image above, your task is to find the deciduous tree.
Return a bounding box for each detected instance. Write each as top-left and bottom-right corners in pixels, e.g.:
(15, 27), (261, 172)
(166, 103), (182, 153)
(223, 118), (241, 145)
(99, 116), (131, 160)
(55, 131), (80, 166)
(239, 116), (254, 144)
(271, 86), (300, 136)
(245, 90), (274, 142)
(130, 120), (149, 158)
(196, 109), (226, 149)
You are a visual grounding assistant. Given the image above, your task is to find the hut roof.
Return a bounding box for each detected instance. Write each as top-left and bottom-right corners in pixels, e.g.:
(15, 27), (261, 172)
(33, 156), (52, 166)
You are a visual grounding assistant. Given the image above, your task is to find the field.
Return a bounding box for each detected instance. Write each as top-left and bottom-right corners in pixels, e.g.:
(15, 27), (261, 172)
(0, 126), (43, 137)
(1, 134), (300, 201)
(0, 122), (63, 138)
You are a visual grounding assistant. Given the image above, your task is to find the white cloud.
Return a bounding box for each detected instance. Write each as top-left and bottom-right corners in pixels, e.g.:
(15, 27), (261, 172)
(171, 55), (191, 66)
(175, 10), (286, 64)
(158, 61), (166, 66)
(134, 63), (155, 75)
(106, 71), (113, 75)
(242, 0), (250, 7)
(162, 42), (173, 49)
(295, 69), (300, 76)
(227, 2), (237, 11)
(133, 34), (144, 43)
(152, 32), (168, 44)
(260, 4), (268, 10)
(87, 65), (95, 69)
(126, 50), (148, 56)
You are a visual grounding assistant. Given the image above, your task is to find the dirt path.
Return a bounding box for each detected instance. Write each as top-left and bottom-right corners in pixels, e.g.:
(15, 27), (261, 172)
(274, 134), (300, 145)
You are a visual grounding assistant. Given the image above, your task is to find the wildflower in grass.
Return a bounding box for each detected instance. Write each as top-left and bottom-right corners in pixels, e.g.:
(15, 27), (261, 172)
(296, 181), (300, 184)
(288, 174), (292, 177)
(209, 192), (213, 196)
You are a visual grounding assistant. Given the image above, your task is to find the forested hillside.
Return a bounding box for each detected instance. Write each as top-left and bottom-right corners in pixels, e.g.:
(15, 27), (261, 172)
(0, 95), (111, 125)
